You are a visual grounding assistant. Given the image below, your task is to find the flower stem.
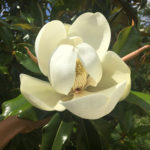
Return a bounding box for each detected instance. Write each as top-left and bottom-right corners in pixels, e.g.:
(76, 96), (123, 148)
(25, 44), (150, 64)
(24, 46), (38, 64)
(122, 45), (150, 62)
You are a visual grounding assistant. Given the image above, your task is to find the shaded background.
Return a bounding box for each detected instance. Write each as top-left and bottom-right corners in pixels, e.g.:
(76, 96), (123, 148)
(0, 0), (150, 150)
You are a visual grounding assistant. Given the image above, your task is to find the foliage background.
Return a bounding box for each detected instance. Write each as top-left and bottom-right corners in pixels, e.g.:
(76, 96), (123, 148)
(0, 0), (150, 150)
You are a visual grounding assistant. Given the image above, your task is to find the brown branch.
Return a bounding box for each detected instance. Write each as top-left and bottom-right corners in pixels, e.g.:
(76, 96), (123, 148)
(0, 116), (50, 150)
(122, 45), (150, 62)
(24, 46), (38, 64)
(131, 19), (135, 26)
(24, 43), (150, 63)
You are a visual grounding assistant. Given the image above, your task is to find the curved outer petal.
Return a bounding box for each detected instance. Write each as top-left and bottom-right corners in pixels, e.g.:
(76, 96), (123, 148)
(20, 74), (65, 111)
(68, 12), (111, 59)
(61, 81), (126, 119)
(88, 51), (131, 100)
(76, 43), (102, 86)
(49, 45), (77, 95)
(35, 20), (67, 76)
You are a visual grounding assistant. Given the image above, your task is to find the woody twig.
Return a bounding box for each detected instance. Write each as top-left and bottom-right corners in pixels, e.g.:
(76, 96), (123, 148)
(24, 45), (150, 64)
(122, 45), (150, 62)
(24, 46), (38, 64)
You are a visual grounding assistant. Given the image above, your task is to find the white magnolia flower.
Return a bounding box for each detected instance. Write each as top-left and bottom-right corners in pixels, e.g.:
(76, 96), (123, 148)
(20, 12), (131, 120)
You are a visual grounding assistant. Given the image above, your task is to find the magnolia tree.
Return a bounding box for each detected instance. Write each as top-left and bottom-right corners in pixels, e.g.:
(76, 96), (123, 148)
(0, 0), (150, 150)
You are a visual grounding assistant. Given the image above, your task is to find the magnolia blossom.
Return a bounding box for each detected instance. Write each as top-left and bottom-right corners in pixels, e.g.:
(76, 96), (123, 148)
(20, 12), (131, 119)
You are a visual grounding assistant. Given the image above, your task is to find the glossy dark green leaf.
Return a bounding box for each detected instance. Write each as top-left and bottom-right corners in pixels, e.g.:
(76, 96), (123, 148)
(1, 94), (51, 121)
(112, 26), (141, 57)
(15, 50), (41, 74)
(111, 102), (135, 133)
(4, 129), (42, 150)
(76, 120), (101, 150)
(1, 94), (31, 117)
(40, 113), (62, 150)
(126, 91), (150, 115)
(90, 119), (111, 150)
(51, 119), (74, 150)
(91, 119), (112, 139)
(76, 120), (90, 150)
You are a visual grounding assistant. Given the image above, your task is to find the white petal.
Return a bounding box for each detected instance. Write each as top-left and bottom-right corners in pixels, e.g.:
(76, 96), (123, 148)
(76, 43), (102, 85)
(35, 20), (67, 76)
(58, 36), (83, 46)
(88, 51), (131, 100)
(61, 81), (126, 119)
(69, 12), (111, 59)
(100, 81), (126, 114)
(49, 45), (77, 95)
(61, 91), (108, 119)
(64, 24), (71, 34)
(20, 74), (65, 111)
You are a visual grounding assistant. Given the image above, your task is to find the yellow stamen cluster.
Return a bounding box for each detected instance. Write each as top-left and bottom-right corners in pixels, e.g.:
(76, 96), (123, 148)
(72, 59), (87, 92)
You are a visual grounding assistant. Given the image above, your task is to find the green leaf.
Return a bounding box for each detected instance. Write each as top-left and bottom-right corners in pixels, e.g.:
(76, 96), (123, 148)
(109, 7), (122, 23)
(41, 113), (62, 150)
(126, 91), (150, 116)
(0, 26), (13, 48)
(15, 50), (42, 74)
(0, 52), (13, 65)
(0, 19), (10, 27)
(90, 119), (111, 150)
(76, 127), (89, 150)
(76, 120), (101, 150)
(91, 119), (111, 140)
(120, 110), (135, 133)
(76, 119), (91, 150)
(0, 66), (8, 74)
(51, 119), (74, 150)
(132, 125), (150, 136)
(12, 23), (33, 30)
(4, 129), (42, 150)
(112, 26), (141, 57)
(0, 73), (11, 95)
(94, 0), (112, 17)
(1, 94), (51, 121)
(110, 102), (135, 133)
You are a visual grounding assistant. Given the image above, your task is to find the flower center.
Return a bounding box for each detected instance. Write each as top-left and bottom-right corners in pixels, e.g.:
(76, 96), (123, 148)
(72, 59), (87, 93)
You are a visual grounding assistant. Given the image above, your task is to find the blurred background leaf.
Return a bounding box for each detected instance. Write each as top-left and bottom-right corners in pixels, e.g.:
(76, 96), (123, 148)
(112, 26), (141, 56)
